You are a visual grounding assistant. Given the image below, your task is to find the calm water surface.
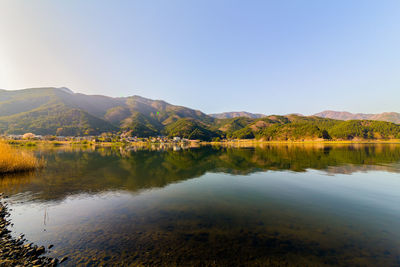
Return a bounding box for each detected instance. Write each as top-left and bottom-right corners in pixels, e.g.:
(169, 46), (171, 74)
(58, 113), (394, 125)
(1, 144), (400, 266)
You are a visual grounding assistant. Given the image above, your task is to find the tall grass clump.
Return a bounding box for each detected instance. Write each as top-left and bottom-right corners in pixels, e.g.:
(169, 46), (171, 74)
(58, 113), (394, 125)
(0, 142), (44, 174)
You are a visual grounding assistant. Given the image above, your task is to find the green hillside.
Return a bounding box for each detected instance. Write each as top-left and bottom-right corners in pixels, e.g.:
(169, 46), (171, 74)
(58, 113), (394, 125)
(164, 118), (220, 141)
(0, 87), (214, 136)
(227, 116), (400, 141)
(0, 88), (117, 135)
(121, 112), (163, 137)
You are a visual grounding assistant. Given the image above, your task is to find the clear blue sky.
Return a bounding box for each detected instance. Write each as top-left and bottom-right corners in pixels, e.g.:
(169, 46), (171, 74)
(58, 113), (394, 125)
(1, 0), (399, 115)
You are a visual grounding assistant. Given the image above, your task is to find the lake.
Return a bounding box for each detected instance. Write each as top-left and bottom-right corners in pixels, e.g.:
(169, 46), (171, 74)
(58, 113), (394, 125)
(1, 144), (400, 266)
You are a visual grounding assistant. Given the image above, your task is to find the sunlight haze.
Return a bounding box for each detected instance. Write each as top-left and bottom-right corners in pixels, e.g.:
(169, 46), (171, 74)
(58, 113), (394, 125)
(1, 0), (399, 114)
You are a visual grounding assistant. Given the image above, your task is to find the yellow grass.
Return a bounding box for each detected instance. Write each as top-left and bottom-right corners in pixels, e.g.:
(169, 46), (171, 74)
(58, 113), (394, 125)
(0, 142), (44, 174)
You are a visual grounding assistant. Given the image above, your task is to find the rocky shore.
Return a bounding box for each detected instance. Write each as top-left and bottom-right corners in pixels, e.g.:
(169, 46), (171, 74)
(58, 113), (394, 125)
(0, 193), (67, 266)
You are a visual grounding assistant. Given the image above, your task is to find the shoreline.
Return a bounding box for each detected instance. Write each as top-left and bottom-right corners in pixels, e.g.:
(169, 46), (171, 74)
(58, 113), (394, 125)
(0, 193), (66, 266)
(4, 139), (400, 147)
(206, 139), (400, 145)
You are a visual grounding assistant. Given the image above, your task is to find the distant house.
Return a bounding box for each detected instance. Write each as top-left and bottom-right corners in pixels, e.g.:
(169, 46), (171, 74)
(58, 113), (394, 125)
(7, 134), (23, 140)
(127, 136), (137, 142)
(35, 135), (44, 140)
(55, 136), (66, 141)
(173, 137), (181, 142)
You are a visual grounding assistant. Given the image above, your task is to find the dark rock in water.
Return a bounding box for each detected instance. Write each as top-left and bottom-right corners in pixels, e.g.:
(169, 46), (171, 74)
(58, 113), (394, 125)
(60, 256), (69, 263)
(48, 244), (54, 249)
(36, 246), (45, 255)
(32, 259), (41, 264)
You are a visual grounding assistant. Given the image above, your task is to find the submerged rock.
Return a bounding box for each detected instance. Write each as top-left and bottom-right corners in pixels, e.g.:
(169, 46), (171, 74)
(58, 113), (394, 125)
(0, 193), (62, 266)
(59, 257), (68, 264)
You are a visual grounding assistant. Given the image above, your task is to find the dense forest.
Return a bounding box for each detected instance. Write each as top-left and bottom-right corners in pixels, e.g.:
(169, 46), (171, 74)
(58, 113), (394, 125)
(222, 115), (400, 141)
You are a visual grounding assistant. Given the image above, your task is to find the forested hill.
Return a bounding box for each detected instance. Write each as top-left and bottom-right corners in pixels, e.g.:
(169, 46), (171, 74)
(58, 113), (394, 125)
(216, 115), (400, 141)
(0, 87), (400, 141)
(0, 87), (211, 137)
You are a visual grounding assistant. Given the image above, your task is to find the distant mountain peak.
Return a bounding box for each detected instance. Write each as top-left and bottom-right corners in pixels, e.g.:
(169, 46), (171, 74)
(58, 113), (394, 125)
(209, 111), (265, 119)
(314, 110), (400, 124)
(58, 87), (74, 94)
(286, 113), (304, 117)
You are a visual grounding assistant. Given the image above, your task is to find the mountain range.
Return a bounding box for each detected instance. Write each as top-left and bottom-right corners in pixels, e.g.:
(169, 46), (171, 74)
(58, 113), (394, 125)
(0, 87), (399, 141)
(209, 111), (265, 119)
(211, 110), (400, 124)
(313, 110), (400, 124)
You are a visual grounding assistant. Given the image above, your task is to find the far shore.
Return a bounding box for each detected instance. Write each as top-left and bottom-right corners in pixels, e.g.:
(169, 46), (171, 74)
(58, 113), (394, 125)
(3, 139), (400, 149)
(207, 139), (400, 145)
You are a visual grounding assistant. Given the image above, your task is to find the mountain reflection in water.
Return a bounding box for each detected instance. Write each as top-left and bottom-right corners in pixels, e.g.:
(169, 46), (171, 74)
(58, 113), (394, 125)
(1, 144), (400, 200)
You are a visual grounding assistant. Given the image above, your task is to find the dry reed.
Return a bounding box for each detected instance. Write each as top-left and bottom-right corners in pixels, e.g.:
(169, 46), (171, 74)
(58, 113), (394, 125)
(0, 142), (44, 174)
